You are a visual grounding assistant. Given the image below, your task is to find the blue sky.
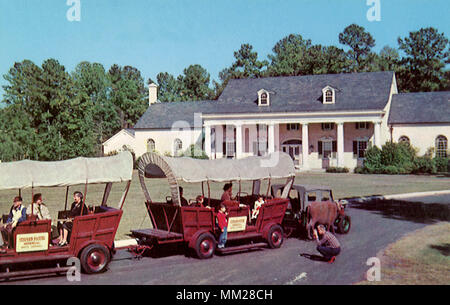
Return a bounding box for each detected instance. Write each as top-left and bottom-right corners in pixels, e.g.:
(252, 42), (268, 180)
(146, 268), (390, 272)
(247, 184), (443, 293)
(0, 0), (448, 94)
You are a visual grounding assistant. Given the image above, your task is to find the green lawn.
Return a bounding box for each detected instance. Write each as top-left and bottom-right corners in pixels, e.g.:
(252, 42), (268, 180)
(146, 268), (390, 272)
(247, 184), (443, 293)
(358, 222), (450, 285)
(1, 171), (449, 240)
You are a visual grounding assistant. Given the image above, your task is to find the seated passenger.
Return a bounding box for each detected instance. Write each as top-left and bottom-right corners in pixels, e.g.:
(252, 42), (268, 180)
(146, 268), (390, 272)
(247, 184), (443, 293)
(179, 187), (189, 207)
(27, 193), (51, 221)
(0, 196), (27, 251)
(193, 195), (211, 209)
(251, 196), (265, 220)
(58, 191), (88, 246)
(221, 183), (234, 202)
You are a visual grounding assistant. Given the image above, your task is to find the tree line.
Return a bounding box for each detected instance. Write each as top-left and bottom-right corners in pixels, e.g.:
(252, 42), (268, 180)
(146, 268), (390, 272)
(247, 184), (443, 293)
(157, 24), (449, 101)
(1, 24), (448, 162)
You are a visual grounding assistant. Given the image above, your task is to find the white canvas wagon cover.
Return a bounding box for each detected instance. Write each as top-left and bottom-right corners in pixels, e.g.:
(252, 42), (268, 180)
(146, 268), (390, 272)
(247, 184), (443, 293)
(139, 152), (295, 183)
(0, 151), (133, 190)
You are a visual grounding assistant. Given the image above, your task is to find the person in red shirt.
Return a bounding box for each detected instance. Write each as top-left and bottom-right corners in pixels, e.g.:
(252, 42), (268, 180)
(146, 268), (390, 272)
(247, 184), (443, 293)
(217, 203), (228, 248)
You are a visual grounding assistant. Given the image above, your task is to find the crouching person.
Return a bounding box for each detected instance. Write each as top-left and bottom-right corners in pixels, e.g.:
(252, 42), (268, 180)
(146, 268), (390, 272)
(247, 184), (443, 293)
(313, 224), (341, 263)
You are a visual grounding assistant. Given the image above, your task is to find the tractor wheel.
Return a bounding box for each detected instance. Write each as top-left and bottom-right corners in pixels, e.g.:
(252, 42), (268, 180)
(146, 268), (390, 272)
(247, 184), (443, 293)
(80, 244), (111, 274)
(267, 224), (284, 249)
(194, 232), (216, 259)
(337, 215), (351, 234)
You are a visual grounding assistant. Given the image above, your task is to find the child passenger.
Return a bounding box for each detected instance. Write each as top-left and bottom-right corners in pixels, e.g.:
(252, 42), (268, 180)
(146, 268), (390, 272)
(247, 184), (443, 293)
(252, 196), (264, 220)
(217, 204), (228, 249)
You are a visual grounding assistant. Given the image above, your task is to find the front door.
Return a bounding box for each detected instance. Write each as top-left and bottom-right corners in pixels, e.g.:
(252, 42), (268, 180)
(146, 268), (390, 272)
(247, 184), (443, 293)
(282, 140), (302, 167)
(321, 140), (333, 169)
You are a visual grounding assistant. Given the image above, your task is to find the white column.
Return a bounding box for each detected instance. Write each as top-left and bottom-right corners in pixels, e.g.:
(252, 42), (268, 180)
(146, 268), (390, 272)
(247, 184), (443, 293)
(268, 123), (275, 154)
(337, 122), (344, 167)
(235, 123), (243, 159)
(204, 125), (211, 158)
(374, 121), (381, 148)
(302, 123), (309, 169)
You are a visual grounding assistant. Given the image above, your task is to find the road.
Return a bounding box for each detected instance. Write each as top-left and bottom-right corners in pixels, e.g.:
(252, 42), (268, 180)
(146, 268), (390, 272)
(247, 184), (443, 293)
(4, 194), (449, 285)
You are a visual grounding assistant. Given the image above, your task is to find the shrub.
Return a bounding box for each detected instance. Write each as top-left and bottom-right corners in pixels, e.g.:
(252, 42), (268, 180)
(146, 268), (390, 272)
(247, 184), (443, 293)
(180, 144), (209, 159)
(412, 156), (436, 174)
(361, 142), (418, 175)
(326, 167), (349, 173)
(433, 157), (449, 173)
(364, 146), (382, 172)
(381, 165), (400, 175)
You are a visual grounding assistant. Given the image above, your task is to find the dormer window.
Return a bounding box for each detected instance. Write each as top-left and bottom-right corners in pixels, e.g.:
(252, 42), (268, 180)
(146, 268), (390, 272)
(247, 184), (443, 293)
(257, 89), (270, 106)
(322, 86), (335, 104)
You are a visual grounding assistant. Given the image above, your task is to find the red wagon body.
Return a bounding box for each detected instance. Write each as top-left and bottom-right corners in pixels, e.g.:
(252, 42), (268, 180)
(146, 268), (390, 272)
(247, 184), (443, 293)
(130, 152), (294, 258)
(0, 152), (133, 279)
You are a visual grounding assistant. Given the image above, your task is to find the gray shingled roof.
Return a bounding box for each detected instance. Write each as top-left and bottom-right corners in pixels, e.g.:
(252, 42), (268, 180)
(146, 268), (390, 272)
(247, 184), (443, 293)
(134, 71), (395, 129)
(215, 71), (395, 113)
(388, 91), (450, 124)
(134, 100), (216, 129)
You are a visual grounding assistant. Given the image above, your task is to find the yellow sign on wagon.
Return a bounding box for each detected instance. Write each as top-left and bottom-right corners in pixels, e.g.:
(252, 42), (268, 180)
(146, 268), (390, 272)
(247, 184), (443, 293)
(16, 232), (49, 253)
(227, 216), (247, 232)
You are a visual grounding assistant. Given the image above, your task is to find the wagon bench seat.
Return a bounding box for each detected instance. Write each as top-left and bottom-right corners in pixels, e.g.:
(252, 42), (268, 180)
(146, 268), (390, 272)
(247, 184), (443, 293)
(131, 228), (183, 240)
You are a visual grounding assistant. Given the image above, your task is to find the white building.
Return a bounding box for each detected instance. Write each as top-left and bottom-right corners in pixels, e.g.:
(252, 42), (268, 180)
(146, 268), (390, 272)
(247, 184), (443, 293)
(103, 71), (449, 170)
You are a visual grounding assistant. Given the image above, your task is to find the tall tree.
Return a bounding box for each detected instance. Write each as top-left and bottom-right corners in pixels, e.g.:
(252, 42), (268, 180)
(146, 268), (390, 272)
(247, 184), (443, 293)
(215, 43), (268, 97)
(178, 64), (213, 100)
(108, 64), (148, 128)
(155, 72), (184, 102)
(376, 45), (401, 72)
(339, 24), (376, 72)
(267, 34), (312, 76)
(1, 59), (96, 161)
(397, 27), (449, 92)
(72, 62), (120, 152)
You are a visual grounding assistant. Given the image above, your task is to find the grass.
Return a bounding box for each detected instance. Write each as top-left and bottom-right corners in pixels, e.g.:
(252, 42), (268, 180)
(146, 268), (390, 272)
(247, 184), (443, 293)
(358, 222), (450, 285)
(0, 171), (449, 240)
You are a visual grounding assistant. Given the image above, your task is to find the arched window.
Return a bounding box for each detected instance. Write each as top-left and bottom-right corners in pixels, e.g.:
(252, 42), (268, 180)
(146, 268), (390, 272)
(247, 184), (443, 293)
(147, 139), (155, 152)
(435, 135), (448, 158)
(258, 89), (270, 106)
(322, 86), (335, 104)
(325, 90), (333, 103)
(260, 92), (268, 105)
(174, 138), (183, 156)
(398, 136), (410, 145)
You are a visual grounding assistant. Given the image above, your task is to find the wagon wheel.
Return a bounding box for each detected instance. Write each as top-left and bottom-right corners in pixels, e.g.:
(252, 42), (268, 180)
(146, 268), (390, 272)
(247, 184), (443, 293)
(337, 215), (351, 234)
(267, 224), (284, 249)
(194, 232), (216, 259)
(80, 244), (111, 274)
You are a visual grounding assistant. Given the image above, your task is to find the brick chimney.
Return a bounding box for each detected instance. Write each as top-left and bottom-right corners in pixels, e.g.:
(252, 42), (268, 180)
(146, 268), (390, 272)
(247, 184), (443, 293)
(148, 83), (158, 106)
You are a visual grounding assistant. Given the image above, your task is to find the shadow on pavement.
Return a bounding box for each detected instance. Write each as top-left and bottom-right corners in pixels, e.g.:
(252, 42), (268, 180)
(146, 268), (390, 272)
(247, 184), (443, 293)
(350, 198), (450, 224)
(299, 253), (327, 262)
(429, 243), (450, 256)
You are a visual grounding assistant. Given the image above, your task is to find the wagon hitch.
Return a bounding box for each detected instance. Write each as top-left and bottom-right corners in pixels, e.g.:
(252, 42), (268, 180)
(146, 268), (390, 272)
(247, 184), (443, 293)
(127, 244), (153, 259)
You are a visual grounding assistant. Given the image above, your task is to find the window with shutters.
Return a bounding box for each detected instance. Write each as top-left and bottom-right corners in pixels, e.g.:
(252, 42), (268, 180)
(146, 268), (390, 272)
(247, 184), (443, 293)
(321, 123), (334, 131)
(355, 122), (370, 129)
(353, 139), (368, 158)
(318, 139), (336, 159)
(286, 123), (300, 131)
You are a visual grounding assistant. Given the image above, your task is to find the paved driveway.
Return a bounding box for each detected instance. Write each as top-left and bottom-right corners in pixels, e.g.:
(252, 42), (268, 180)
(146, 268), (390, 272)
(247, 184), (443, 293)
(4, 194), (449, 285)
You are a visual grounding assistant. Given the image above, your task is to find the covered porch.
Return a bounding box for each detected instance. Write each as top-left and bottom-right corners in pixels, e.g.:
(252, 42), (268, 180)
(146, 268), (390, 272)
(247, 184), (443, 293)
(203, 112), (384, 170)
